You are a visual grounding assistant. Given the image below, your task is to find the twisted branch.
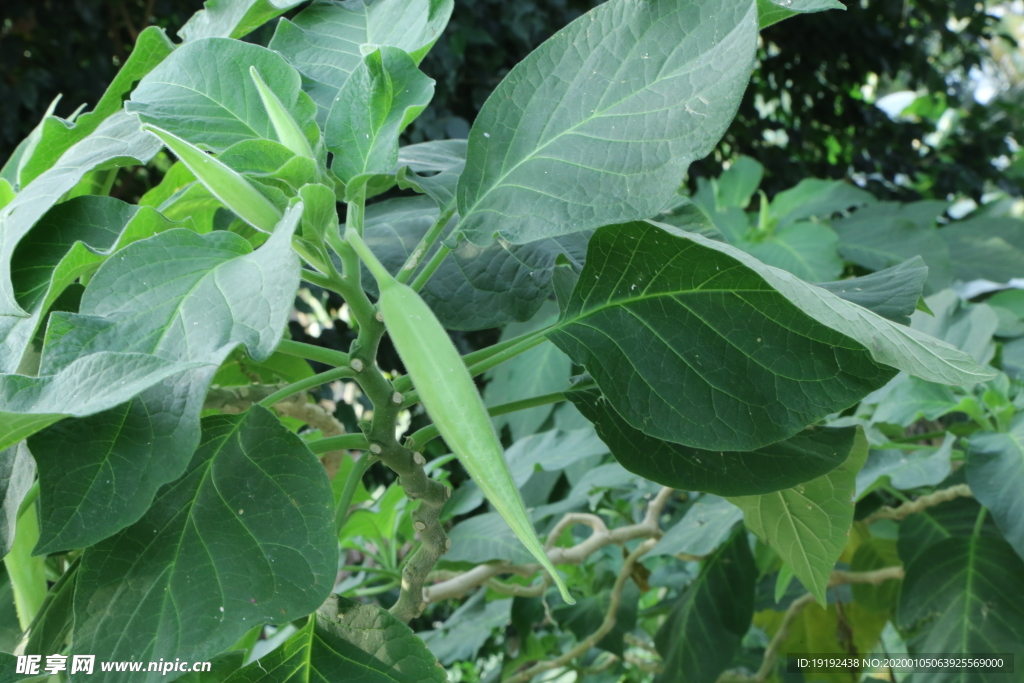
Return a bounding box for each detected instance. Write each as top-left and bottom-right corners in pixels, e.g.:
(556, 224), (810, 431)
(426, 487), (674, 603)
(863, 484), (972, 524)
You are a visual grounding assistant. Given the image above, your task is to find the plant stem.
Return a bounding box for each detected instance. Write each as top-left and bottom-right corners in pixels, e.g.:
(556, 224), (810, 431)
(258, 367), (354, 408)
(410, 243), (451, 292)
(4, 497), (48, 630)
(406, 391), (567, 450)
(972, 505), (988, 537)
(336, 455), (375, 534)
(275, 339), (350, 367)
(309, 433), (370, 454)
(398, 207), (456, 285)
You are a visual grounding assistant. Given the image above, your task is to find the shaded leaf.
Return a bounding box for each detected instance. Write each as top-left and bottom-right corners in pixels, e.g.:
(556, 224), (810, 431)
(897, 497), (1001, 569)
(742, 221), (843, 282)
(457, 0), (758, 245)
(768, 178), (874, 228)
(421, 591), (511, 665)
(0, 442), (36, 558)
(568, 385), (858, 496)
(757, 0), (845, 28)
(967, 415), (1024, 559)
(654, 531), (756, 683)
(649, 495), (743, 558)
(856, 433), (954, 498)
(72, 406), (337, 682)
(941, 216), (1024, 285)
(179, 0), (305, 42)
(817, 257), (928, 325)
(728, 429), (868, 604)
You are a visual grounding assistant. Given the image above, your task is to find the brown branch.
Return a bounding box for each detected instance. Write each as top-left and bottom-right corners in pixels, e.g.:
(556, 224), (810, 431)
(425, 487), (674, 603)
(500, 538), (659, 683)
(863, 484), (972, 524)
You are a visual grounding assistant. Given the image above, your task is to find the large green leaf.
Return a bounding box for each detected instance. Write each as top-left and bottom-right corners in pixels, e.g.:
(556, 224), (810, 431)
(547, 221), (991, 452)
(443, 512), (536, 565)
(0, 352), (203, 452)
(72, 406), (336, 682)
(0, 112), (162, 318)
(856, 433), (954, 498)
(29, 207), (301, 553)
(179, 0), (305, 42)
(0, 442), (36, 558)
(16, 27), (174, 187)
(649, 495), (743, 558)
(897, 536), (1024, 677)
(456, 0), (759, 245)
(325, 47), (433, 194)
(654, 531), (756, 683)
(484, 303), (571, 441)
(270, 0), (453, 122)
(910, 290), (998, 366)
(967, 414), (1024, 560)
(741, 222), (843, 282)
(727, 429), (868, 604)
(127, 38), (317, 154)
(940, 216), (1024, 285)
(834, 201), (952, 292)
(224, 597), (447, 682)
(0, 196), (181, 373)
(897, 498), (1001, 569)
(361, 196), (589, 330)
(768, 178), (875, 228)
(568, 385), (858, 495)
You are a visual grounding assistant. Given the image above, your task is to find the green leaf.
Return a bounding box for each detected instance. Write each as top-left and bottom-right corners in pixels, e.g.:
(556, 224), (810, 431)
(856, 433), (955, 498)
(654, 531), (756, 683)
(850, 539), (901, 614)
(911, 290), (999, 366)
(742, 221), (843, 282)
(715, 156), (764, 210)
(941, 216), (1024, 285)
(24, 557), (77, 656)
(270, 0), (453, 122)
(361, 196), (590, 330)
(868, 374), (959, 426)
(649, 495), (744, 558)
(757, 0), (845, 29)
(224, 596), (446, 683)
(568, 385), (859, 496)
(967, 414), (1024, 560)
(128, 38), (317, 154)
(0, 442), (36, 558)
(456, 0), (759, 245)
(897, 497), (1001, 569)
(250, 67), (316, 159)
(0, 352), (204, 452)
(484, 303), (571, 441)
(834, 202), (953, 293)
(420, 591), (512, 666)
(444, 512), (536, 565)
(552, 582), (639, 658)
(727, 429), (868, 605)
(17, 27), (175, 186)
(654, 203), (727, 242)
(30, 208), (301, 553)
(0, 112), (162, 318)
(897, 536), (1024, 671)
(816, 257), (929, 325)
(326, 47), (433, 194)
(0, 196), (182, 373)
(179, 0), (305, 42)
(72, 406), (337, 680)
(548, 222), (991, 452)
(769, 179), (875, 228)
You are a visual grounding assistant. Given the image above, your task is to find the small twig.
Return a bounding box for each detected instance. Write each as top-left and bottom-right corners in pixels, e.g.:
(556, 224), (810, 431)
(863, 484), (972, 524)
(501, 538), (659, 683)
(425, 487), (674, 604)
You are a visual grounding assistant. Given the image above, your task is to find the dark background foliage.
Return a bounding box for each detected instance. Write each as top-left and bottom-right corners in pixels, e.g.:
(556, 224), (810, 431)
(1, 0), (1015, 197)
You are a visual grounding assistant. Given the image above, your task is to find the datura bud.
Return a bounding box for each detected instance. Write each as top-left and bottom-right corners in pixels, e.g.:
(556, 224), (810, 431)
(346, 227), (574, 604)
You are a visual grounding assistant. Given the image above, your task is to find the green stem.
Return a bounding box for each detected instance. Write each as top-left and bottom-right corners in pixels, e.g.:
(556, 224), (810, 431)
(347, 187), (366, 236)
(4, 498), (47, 630)
(309, 433), (370, 454)
(410, 243), (451, 292)
(301, 268), (339, 291)
(405, 391), (568, 450)
(258, 367), (354, 407)
(345, 227), (393, 285)
(99, 167), (119, 196)
(972, 506), (988, 537)
(352, 581), (400, 598)
(398, 207), (456, 285)
(275, 339), (350, 367)
(17, 481), (39, 518)
(890, 430), (948, 443)
(336, 455), (375, 534)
